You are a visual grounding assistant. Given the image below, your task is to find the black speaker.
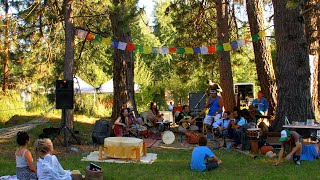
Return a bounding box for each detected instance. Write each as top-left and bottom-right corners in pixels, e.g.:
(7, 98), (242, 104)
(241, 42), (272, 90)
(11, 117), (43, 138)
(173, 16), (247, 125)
(189, 92), (206, 111)
(92, 120), (111, 145)
(55, 80), (74, 109)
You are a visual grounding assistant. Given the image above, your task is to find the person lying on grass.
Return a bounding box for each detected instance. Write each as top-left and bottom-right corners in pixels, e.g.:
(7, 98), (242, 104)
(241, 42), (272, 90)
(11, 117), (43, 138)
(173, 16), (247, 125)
(273, 130), (302, 166)
(190, 136), (222, 172)
(15, 131), (37, 180)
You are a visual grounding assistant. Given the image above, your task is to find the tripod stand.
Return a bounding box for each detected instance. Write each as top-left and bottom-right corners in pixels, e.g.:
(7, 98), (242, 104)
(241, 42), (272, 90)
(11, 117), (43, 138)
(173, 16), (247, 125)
(52, 109), (81, 147)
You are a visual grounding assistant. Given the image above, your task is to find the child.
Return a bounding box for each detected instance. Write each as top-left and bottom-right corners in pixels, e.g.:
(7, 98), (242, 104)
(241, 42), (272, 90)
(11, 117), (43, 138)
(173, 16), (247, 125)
(34, 138), (72, 179)
(16, 131), (37, 180)
(190, 136), (222, 171)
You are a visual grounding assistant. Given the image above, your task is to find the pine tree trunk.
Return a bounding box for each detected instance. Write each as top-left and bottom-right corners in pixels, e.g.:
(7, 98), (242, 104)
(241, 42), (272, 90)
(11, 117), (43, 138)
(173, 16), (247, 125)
(63, 0), (75, 129)
(246, 0), (277, 116)
(110, 0), (136, 121)
(216, 0), (236, 112)
(2, 0), (9, 94)
(272, 0), (314, 131)
(304, 0), (319, 118)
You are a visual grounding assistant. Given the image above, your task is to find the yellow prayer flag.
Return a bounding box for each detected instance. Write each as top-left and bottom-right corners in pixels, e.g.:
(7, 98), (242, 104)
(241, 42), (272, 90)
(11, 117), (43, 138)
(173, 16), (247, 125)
(185, 47), (194, 54)
(101, 37), (111, 46)
(223, 43), (232, 51)
(258, 31), (266, 38)
(143, 46), (152, 54)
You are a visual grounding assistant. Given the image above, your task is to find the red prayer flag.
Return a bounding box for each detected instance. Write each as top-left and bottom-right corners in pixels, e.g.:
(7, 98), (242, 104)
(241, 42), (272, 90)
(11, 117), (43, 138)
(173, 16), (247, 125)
(208, 46), (216, 53)
(85, 32), (95, 41)
(169, 47), (177, 54)
(126, 43), (135, 51)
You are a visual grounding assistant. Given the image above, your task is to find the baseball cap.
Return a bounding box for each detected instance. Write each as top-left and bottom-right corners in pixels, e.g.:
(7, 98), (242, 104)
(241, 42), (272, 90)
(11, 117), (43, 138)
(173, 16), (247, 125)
(209, 89), (217, 94)
(279, 130), (291, 142)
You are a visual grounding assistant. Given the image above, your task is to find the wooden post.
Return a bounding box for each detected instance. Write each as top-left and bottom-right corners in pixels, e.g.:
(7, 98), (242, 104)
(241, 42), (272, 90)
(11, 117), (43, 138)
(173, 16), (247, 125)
(98, 145), (103, 160)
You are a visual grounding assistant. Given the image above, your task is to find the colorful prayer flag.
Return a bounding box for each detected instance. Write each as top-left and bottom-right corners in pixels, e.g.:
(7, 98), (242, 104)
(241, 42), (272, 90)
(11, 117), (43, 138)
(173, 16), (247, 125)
(111, 40), (119, 48)
(208, 46), (216, 53)
(185, 47), (194, 54)
(143, 46), (152, 54)
(216, 44), (223, 52)
(101, 37), (111, 46)
(118, 41), (127, 50)
(126, 43), (135, 51)
(223, 43), (232, 51)
(160, 47), (169, 54)
(200, 46), (208, 54)
(230, 41), (238, 50)
(169, 47), (177, 54)
(193, 47), (201, 54)
(252, 34), (260, 42)
(94, 35), (102, 43)
(177, 48), (185, 54)
(258, 31), (266, 38)
(236, 39), (245, 47)
(135, 45), (143, 52)
(85, 32), (95, 41)
(76, 29), (87, 39)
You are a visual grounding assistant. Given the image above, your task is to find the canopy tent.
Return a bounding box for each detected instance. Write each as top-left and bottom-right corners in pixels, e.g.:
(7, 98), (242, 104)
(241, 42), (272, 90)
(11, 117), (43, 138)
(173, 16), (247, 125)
(73, 76), (96, 94)
(97, 78), (140, 94)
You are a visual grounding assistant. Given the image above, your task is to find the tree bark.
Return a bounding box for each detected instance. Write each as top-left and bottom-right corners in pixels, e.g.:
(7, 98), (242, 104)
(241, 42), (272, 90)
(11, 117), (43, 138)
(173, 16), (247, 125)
(2, 0), (9, 94)
(304, 0), (319, 118)
(110, 0), (136, 121)
(246, 0), (277, 116)
(215, 0), (236, 112)
(63, 0), (75, 129)
(272, 0), (314, 131)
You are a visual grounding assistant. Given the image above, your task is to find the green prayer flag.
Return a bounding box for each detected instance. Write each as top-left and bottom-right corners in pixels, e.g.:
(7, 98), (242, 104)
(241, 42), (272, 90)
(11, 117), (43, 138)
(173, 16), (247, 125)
(177, 48), (185, 54)
(135, 45), (143, 52)
(216, 44), (223, 52)
(252, 34), (260, 42)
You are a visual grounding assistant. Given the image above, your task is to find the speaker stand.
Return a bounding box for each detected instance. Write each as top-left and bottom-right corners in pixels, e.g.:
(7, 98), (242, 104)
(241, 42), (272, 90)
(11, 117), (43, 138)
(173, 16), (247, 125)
(51, 109), (81, 147)
(193, 93), (207, 109)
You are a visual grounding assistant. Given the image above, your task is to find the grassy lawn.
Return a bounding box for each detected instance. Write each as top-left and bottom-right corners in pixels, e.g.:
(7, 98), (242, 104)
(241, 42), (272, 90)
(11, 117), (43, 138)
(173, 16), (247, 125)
(0, 116), (320, 179)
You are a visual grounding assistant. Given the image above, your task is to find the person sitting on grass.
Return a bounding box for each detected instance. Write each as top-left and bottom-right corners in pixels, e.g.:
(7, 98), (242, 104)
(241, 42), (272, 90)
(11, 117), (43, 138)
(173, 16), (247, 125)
(176, 105), (199, 134)
(34, 138), (72, 179)
(212, 111), (231, 138)
(190, 136), (222, 172)
(15, 131), (37, 180)
(113, 108), (137, 137)
(274, 130), (303, 166)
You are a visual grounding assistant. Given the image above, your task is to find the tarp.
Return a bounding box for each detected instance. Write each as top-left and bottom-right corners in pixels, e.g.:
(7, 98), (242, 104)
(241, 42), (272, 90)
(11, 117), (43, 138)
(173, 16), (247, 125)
(73, 76), (96, 94)
(97, 78), (139, 94)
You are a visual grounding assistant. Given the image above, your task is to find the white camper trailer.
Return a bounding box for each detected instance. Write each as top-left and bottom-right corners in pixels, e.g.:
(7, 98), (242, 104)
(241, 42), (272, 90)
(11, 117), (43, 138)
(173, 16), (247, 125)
(234, 83), (255, 107)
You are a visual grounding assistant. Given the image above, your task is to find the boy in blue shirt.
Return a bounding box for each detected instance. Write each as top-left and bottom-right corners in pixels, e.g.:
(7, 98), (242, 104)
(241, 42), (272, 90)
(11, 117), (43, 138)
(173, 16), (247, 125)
(190, 136), (222, 171)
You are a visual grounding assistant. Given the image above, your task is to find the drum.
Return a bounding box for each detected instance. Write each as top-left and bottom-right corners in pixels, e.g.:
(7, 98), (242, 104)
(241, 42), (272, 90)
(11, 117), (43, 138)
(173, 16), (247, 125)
(185, 131), (201, 144)
(161, 130), (175, 144)
(103, 137), (143, 159)
(247, 128), (261, 154)
(247, 128), (261, 140)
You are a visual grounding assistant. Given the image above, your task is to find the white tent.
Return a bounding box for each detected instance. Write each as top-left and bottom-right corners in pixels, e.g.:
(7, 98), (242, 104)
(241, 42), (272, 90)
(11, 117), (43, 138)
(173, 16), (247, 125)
(97, 78), (140, 94)
(73, 76), (96, 94)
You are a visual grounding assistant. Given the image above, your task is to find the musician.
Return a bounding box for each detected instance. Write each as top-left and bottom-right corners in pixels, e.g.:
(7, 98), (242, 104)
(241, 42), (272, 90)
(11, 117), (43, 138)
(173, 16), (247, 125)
(113, 108), (135, 137)
(252, 91), (269, 125)
(203, 89), (224, 134)
(190, 136), (222, 172)
(146, 102), (164, 127)
(228, 107), (247, 150)
(212, 111), (231, 138)
(176, 105), (199, 134)
(274, 130), (303, 166)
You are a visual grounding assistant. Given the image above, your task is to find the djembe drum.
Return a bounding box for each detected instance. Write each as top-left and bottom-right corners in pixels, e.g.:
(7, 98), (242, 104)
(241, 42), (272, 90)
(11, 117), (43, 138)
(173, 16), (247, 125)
(100, 137), (146, 162)
(247, 128), (261, 154)
(161, 130), (175, 144)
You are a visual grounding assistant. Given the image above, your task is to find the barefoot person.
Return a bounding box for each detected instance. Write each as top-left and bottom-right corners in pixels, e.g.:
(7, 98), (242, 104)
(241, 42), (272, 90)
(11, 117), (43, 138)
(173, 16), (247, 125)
(15, 131), (37, 180)
(190, 136), (222, 172)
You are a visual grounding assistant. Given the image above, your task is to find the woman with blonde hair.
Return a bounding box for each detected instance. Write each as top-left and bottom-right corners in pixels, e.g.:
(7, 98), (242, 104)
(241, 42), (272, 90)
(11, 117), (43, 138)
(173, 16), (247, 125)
(34, 138), (72, 180)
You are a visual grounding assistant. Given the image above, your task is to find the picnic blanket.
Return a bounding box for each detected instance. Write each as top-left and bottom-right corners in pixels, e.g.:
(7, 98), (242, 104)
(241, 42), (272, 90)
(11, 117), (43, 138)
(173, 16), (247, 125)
(81, 151), (157, 164)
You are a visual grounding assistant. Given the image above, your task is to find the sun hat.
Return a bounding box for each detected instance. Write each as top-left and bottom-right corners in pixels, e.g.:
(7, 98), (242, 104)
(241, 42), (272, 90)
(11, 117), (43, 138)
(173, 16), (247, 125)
(279, 129), (291, 142)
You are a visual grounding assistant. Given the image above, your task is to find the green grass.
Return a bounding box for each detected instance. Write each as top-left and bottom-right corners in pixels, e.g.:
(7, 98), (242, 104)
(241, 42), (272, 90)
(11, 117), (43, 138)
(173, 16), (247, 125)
(1, 118), (320, 179)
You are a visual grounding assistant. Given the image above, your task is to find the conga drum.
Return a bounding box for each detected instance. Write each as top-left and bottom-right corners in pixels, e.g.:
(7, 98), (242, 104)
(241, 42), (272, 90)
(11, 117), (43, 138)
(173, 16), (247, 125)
(161, 130), (175, 144)
(247, 128), (261, 154)
(102, 137), (146, 162)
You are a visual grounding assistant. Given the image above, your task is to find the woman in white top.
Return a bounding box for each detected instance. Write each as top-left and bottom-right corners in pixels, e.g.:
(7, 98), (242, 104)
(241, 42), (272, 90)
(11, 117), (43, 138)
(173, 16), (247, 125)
(15, 131), (37, 180)
(34, 138), (72, 180)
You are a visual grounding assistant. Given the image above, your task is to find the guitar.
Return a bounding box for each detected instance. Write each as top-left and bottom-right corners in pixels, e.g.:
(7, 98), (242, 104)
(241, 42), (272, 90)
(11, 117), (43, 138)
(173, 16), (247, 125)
(181, 109), (207, 129)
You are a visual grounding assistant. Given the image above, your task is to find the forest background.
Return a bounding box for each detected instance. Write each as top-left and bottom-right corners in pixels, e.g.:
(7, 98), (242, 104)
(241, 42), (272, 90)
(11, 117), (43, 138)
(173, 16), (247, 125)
(0, 0), (318, 131)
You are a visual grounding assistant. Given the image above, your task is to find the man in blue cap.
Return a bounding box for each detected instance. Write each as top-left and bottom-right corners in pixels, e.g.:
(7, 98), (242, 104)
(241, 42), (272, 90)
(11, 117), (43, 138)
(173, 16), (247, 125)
(274, 129), (303, 166)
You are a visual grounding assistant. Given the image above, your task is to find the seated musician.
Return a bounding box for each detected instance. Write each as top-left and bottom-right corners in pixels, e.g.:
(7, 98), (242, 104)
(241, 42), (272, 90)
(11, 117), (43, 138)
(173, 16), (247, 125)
(212, 111), (231, 138)
(113, 108), (136, 137)
(146, 102), (164, 127)
(176, 105), (199, 134)
(190, 136), (222, 172)
(228, 107), (247, 149)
